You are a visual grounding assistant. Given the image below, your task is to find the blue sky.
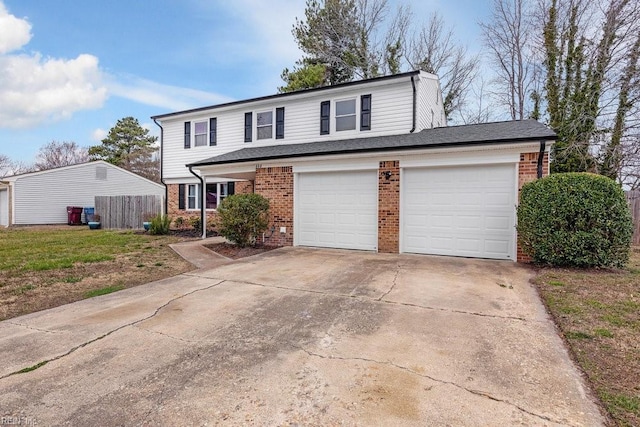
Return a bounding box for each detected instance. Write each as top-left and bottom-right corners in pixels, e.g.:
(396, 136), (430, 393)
(0, 0), (489, 163)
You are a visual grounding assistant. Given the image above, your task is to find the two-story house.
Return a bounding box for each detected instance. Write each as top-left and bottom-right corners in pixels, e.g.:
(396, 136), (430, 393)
(152, 70), (555, 261)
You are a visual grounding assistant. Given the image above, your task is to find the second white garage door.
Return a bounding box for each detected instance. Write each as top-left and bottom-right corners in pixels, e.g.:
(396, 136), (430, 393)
(297, 170), (378, 251)
(402, 164), (516, 260)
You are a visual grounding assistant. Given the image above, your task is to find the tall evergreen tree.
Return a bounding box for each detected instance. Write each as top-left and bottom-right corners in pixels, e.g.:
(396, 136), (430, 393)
(88, 117), (159, 182)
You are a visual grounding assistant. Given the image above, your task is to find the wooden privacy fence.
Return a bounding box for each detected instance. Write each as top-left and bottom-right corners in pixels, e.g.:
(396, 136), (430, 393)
(626, 190), (640, 245)
(95, 195), (163, 229)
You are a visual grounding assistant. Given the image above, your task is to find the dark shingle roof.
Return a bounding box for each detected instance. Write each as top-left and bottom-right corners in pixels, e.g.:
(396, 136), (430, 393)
(188, 119), (556, 167)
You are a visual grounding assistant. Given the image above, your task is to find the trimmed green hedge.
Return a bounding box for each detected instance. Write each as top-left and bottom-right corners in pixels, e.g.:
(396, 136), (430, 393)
(517, 173), (632, 268)
(216, 194), (270, 247)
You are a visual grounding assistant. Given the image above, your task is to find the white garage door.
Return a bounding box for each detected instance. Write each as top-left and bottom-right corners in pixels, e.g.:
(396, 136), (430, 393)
(402, 164), (516, 260)
(0, 189), (7, 227)
(297, 171), (378, 251)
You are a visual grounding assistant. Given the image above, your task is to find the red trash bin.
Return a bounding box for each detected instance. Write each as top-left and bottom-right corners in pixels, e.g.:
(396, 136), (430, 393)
(67, 206), (83, 225)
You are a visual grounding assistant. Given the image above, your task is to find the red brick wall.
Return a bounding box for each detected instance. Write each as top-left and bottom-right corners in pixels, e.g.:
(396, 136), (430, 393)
(166, 184), (201, 227)
(378, 161), (400, 253)
(517, 152), (549, 262)
(255, 167), (293, 247)
(235, 180), (254, 194)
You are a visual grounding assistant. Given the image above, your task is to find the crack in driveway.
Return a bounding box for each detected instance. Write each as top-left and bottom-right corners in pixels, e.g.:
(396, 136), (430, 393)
(291, 344), (563, 426)
(195, 274), (533, 323)
(4, 321), (62, 334)
(0, 280), (226, 380)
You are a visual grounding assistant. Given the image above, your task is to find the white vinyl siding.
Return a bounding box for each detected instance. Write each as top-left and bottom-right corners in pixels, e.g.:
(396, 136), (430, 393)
(0, 189), (8, 226)
(296, 170), (378, 251)
(417, 74), (446, 130)
(402, 164), (516, 260)
(11, 162), (164, 225)
(161, 77), (421, 179)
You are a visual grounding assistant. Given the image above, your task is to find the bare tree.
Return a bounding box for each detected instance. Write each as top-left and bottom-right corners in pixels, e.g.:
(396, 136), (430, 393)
(407, 12), (479, 120)
(0, 154), (12, 178)
(480, 0), (533, 120)
(34, 141), (89, 171)
(0, 154), (34, 177)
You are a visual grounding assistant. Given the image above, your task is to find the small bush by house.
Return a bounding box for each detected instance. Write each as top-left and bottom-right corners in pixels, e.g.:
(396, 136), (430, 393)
(517, 172), (632, 268)
(217, 194), (270, 247)
(149, 214), (171, 235)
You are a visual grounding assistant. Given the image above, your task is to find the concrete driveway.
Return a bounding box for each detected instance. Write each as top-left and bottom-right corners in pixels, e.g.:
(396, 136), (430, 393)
(0, 247), (603, 426)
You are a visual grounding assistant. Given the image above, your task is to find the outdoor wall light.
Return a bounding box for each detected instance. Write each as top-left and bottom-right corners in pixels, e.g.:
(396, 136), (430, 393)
(381, 171), (392, 180)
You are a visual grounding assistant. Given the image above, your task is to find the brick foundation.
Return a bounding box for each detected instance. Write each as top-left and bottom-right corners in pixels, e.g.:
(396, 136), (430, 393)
(378, 161), (400, 253)
(255, 167), (294, 247)
(516, 152), (549, 262)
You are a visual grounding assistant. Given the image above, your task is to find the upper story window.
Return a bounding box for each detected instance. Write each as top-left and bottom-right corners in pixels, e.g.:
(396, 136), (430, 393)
(245, 107), (284, 142)
(184, 118), (217, 149)
(335, 99), (356, 131)
(320, 94), (371, 135)
(194, 121), (207, 146)
(257, 111), (273, 140)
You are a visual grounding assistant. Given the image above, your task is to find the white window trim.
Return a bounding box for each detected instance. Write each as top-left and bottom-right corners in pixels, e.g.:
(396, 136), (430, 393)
(334, 97), (358, 133)
(256, 110), (274, 140)
(193, 120), (208, 147)
(185, 183), (229, 211)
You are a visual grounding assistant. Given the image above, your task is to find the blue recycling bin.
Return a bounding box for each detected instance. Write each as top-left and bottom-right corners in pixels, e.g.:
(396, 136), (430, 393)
(84, 207), (95, 223)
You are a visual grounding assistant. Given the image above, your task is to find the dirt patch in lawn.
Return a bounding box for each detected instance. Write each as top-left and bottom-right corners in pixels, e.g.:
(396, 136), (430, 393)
(534, 247), (640, 426)
(205, 242), (280, 259)
(0, 227), (196, 321)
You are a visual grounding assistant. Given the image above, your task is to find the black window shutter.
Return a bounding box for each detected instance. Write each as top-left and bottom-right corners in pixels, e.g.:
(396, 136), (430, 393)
(178, 184), (185, 210)
(275, 107), (285, 139)
(227, 182), (235, 195)
(320, 101), (330, 135)
(244, 112), (252, 142)
(360, 94), (371, 131)
(184, 122), (191, 149)
(209, 118), (217, 146)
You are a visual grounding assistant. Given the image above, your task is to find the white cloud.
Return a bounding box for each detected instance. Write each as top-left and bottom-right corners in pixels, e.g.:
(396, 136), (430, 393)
(0, 2), (31, 54)
(91, 128), (107, 142)
(107, 75), (233, 111)
(0, 2), (108, 129)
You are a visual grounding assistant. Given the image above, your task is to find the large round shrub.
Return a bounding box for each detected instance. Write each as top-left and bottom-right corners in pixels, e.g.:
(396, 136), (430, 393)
(517, 173), (632, 268)
(216, 193), (270, 247)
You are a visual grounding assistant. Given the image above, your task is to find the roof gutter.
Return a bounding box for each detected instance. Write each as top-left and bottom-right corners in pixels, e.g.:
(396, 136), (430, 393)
(410, 75), (417, 133)
(537, 140), (547, 179)
(188, 166), (206, 239)
(153, 118), (168, 215)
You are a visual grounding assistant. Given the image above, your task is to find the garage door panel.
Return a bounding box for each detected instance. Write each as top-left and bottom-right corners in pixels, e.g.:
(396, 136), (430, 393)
(403, 164), (515, 260)
(297, 171), (377, 251)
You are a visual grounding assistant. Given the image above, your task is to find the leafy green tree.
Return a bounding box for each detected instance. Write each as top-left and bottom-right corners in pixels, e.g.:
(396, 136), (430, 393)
(88, 117), (159, 182)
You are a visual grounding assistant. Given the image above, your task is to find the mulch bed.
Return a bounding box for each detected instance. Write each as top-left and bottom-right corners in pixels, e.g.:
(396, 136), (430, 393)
(205, 242), (280, 259)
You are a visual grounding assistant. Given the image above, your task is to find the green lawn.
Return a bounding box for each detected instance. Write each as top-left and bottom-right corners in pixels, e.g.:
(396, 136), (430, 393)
(535, 248), (640, 426)
(0, 226), (194, 320)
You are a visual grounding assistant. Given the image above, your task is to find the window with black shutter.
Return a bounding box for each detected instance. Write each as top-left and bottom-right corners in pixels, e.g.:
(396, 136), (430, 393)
(184, 122), (191, 149)
(228, 182), (235, 195)
(244, 112), (252, 142)
(209, 118), (217, 146)
(178, 184), (186, 210)
(276, 107), (285, 139)
(320, 101), (330, 135)
(360, 94), (371, 131)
